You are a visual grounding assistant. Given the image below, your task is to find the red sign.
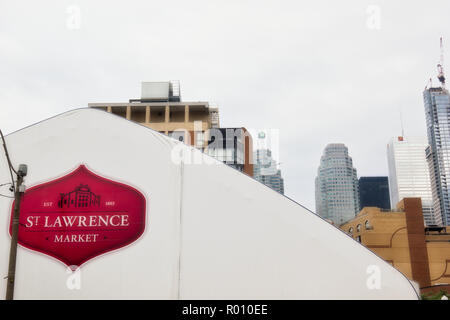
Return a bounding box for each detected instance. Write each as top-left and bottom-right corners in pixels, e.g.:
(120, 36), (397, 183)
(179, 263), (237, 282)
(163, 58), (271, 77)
(9, 165), (146, 269)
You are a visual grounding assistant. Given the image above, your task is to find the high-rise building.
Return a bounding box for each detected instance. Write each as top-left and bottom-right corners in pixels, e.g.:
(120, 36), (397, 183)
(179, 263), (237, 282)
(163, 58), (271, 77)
(205, 127), (253, 175)
(315, 143), (359, 225)
(359, 176), (390, 210)
(253, 149), (284, 194)
(89, 81), (253, 176)
(424, 87), (450, 225)
(387, 136), (439, 226)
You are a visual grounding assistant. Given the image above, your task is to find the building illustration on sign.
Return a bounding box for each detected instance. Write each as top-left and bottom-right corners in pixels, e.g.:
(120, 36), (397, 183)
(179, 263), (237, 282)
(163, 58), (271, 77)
(58, 184), (101, 209)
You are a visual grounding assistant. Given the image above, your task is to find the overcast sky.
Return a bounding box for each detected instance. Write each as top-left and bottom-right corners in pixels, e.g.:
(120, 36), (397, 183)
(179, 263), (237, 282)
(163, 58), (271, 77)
(1, 0), (449, 211)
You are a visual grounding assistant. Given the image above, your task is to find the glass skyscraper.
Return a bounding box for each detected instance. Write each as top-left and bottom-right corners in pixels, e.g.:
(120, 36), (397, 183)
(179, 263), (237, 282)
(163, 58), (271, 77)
(387, 136), (439, 226)
(253, 149), (284, 194)
(315, 144), (360, 225)
(424, 87), (450, 225)
(359, 176), (390, 210)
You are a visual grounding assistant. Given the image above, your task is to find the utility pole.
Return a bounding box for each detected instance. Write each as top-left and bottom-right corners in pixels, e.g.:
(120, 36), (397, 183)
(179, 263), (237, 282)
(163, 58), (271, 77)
(1, 129), (27, 300)
(5, 164), (27, 300)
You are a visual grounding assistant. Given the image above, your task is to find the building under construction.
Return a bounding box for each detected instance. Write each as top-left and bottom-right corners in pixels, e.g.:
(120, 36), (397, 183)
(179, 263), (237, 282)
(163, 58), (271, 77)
(424, 37), (450, 226)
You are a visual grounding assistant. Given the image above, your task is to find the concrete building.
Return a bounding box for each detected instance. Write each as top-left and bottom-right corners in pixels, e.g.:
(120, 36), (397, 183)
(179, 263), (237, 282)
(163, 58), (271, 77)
(387, 136), (438, 226)
(89, 81), (252, 176)
(424, 87), (450, 226)
(205, 127), (253, 175)
(315, 143), (360, 225)
(253, 149), (284, 194)
(89, 81), (214, 140)
(359, 176), (390, 210)
(341, 198), (450, 294)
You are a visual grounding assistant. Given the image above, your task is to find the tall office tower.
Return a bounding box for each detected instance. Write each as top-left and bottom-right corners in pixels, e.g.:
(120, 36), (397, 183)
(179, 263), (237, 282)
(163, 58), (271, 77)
(387, 136), (439, 226)
(253, 149), (284, 194)
(424, 86), (450, 225)
(359, 176), (390, 210)
(315, 144), (360, 225)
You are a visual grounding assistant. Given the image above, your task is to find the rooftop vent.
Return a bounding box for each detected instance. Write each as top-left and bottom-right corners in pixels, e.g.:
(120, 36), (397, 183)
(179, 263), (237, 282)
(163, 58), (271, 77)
(135, 81), (181, 103)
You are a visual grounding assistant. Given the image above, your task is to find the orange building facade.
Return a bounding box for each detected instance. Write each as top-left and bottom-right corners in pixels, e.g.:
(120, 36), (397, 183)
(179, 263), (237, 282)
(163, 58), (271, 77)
(340, 198), (450, 293)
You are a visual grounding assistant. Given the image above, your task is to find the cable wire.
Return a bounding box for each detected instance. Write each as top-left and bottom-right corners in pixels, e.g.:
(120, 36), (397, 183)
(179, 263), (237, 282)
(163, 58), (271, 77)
(0, 182), (12, 187)
(0, 129), (17, 191)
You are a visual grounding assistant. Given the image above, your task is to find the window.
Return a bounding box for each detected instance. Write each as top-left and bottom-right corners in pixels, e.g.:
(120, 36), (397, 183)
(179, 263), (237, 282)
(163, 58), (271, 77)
(356, 224), (361, 232)
(365, 220), (372, 230)
(348, 227), (353, 234)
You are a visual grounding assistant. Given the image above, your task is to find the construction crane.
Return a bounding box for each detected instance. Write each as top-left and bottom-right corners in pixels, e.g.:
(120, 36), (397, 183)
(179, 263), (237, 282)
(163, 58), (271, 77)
(425, 77), (433, 90)
(437, 37), (446, 88)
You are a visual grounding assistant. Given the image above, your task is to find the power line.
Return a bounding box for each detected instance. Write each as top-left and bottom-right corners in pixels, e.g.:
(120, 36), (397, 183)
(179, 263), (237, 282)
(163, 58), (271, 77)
(0, 129), (17, 192)
(0, 182), (12, 187)
(0, 128), (28, 300)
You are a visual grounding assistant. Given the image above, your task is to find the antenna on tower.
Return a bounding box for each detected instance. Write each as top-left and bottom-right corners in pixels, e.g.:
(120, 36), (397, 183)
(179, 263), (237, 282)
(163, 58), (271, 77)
(400, 108), (404, 138)
(437, 37), (446, 88)
(425, 77), (433, 90)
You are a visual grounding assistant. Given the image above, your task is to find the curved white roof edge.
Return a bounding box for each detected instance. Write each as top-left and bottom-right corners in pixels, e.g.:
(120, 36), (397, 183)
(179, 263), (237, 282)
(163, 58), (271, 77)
(0, 108), (419, 299)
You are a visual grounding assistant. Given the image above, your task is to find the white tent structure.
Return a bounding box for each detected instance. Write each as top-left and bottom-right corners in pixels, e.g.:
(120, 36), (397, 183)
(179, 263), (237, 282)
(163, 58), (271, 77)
(0, 108), (418, 299)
